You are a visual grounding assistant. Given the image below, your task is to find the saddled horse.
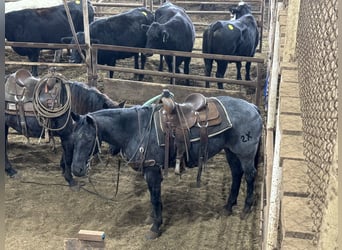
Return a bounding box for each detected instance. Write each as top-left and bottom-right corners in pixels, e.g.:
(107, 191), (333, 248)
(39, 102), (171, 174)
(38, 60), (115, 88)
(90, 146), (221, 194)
(70, 90), (262, 239)
(5, 69), (124, 187)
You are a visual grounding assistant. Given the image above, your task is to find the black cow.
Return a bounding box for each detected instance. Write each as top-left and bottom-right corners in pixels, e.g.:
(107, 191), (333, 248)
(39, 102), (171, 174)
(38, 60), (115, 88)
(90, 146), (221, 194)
(61, 7), (154, 80)
(142, 2), (195, 85)
(202, 3), (259, 89)
(5, 0), (95, 76)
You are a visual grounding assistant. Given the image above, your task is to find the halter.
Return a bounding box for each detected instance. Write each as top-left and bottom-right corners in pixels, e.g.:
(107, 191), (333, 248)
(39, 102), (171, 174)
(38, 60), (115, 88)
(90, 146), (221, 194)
(120, 105), (158, 171)
(85, 114), (102, 173)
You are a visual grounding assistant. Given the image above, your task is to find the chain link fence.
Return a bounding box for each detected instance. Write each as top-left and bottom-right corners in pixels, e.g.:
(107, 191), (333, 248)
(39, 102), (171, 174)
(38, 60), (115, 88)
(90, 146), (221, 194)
(296, 0), (338, 246)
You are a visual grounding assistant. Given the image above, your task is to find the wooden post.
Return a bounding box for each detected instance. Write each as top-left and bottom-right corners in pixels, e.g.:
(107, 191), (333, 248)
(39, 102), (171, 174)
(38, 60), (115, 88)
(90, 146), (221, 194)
(82, 0), (95, 86)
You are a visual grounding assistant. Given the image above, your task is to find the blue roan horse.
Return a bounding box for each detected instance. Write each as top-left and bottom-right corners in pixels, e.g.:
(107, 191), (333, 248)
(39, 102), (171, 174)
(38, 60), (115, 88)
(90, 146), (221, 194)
(5, 69), (124, 186)
(71, 94), (262, 239)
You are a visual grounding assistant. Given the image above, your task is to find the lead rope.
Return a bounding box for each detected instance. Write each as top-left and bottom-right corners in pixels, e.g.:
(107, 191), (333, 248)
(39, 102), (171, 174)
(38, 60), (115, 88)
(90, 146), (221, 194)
(82, 116), (119, 201)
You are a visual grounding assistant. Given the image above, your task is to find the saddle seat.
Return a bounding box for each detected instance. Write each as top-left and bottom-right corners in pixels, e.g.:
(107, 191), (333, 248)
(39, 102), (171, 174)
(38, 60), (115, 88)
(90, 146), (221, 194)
(158, 90), (229, 178)
(160, 92), (221, 131)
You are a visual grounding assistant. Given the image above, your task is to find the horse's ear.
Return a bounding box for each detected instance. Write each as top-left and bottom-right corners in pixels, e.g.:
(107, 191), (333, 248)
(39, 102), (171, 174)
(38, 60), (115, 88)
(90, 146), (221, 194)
(86, 115), (95, 125)
(71, 112), (80, 122)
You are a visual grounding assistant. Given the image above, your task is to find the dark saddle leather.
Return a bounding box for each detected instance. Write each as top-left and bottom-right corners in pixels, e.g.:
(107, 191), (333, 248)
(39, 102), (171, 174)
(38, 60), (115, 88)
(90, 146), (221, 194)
(159, 93), (222, 131)
(5, 69), (65, 139)
(154, 90), (232, 178)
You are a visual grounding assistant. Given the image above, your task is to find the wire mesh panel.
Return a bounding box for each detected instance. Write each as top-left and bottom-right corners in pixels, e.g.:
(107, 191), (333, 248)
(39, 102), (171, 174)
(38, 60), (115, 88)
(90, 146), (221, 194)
(296, 0), (338, 245)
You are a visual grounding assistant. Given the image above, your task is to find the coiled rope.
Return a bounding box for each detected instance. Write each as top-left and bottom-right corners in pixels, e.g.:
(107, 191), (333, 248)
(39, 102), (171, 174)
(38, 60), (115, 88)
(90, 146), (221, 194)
(32, 72), (72, 132)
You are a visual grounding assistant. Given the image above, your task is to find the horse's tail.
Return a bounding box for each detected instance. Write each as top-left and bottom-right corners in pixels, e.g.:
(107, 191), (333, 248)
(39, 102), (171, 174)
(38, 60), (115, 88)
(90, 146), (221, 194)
(254, 137), (262, 169)
(252, 103), (262, 169)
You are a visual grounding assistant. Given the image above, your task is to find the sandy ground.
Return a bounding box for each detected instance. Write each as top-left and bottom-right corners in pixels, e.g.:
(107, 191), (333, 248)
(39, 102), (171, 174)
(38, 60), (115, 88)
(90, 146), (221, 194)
(5, 133), (263, 250)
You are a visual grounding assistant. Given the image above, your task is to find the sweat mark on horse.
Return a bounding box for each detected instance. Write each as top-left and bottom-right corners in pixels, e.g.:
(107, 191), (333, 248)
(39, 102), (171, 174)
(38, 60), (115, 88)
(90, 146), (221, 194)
(71, 91), (262, 239)
(5, 69), (125, 187)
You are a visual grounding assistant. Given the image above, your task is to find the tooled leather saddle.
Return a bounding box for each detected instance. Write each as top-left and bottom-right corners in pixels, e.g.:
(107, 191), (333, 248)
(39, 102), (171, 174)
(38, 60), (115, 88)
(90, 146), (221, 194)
(154, 90), (232, 185)
(5, 69), (64, 139)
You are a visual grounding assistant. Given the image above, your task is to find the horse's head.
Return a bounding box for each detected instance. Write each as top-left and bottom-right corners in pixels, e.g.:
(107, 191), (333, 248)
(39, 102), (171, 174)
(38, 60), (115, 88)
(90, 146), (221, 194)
(71, 112), (100, 177)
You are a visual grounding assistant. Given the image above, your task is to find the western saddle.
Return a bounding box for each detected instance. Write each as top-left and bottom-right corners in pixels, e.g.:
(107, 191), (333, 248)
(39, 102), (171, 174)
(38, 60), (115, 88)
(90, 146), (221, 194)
(158, 89), (224, 186)
(5, 69), (64, 140)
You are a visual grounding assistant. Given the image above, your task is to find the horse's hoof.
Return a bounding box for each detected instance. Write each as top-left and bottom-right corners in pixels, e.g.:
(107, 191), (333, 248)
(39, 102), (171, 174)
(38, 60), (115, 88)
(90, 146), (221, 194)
(6, 168), (18, 177)
(240, 207), (252, 219)
(69, 181), (80, 192)
(223, 209), (233, 216)
(145, 230), (161, 240)
(222, 204), (233, 216)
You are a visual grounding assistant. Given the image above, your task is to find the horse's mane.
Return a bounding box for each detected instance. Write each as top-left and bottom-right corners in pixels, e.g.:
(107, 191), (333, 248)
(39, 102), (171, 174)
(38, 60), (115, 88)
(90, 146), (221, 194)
(69, 81), (119, 114)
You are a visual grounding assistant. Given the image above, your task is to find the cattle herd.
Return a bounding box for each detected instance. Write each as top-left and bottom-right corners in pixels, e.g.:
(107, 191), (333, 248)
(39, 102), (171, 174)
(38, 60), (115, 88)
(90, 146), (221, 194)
(5, 0), (259, 88)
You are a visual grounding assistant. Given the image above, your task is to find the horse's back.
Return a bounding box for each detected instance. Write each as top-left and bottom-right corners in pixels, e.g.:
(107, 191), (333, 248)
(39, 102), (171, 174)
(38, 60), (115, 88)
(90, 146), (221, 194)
(217, 96), (262, 150)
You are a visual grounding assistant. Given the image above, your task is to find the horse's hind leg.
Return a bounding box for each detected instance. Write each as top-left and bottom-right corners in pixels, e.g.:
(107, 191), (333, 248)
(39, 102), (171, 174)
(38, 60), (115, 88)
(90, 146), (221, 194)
(5, 125), (17, 177)
(144, 165), (163, 240)
(240, 157), (257, 219)
(223, 149), (243, 215)
(5, 149), (17, 177)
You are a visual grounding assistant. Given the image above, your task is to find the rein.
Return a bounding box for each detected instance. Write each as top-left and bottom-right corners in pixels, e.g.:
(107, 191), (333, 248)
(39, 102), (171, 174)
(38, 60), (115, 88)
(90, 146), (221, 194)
(83, 114), (120, 200)
(83, 106), (158, 199)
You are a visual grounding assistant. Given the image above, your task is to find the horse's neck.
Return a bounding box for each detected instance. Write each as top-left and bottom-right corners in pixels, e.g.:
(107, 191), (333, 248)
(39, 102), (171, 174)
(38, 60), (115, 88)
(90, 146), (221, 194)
(98, 107), (152, 157)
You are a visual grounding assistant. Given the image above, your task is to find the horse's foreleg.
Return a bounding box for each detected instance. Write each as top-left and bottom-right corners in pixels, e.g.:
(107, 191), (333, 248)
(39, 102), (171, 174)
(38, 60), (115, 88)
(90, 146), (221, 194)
(61, 138), (78, 189)
(144, 166), (163, 240)
(60, 153), (66, 174)
(224, 149), (243, 215)
(5, 152), (17, 177)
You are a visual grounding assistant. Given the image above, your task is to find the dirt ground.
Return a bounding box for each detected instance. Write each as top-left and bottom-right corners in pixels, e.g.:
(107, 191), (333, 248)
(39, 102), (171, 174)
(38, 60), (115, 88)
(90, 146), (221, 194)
(5, 133), (263, 250)
(5, 2), (267, 249)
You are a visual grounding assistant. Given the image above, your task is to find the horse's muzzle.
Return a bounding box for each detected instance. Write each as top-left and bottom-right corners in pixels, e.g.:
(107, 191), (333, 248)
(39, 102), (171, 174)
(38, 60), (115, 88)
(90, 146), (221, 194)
(71, 164), (87, 177)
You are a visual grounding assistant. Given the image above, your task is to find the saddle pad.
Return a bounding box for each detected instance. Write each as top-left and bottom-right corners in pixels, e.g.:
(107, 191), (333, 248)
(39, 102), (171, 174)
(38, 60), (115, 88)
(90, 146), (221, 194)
(154, 97), (232, 146)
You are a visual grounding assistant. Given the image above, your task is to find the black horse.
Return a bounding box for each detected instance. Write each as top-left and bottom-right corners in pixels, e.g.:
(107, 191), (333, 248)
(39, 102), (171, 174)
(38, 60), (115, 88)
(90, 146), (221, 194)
(70, 93), (262, 239)
(5, 70), (124, 187)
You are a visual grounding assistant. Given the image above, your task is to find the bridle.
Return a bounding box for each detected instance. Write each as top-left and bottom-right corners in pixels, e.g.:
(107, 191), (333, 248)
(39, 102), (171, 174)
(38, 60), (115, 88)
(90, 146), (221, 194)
(84, 114), (102, 174)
